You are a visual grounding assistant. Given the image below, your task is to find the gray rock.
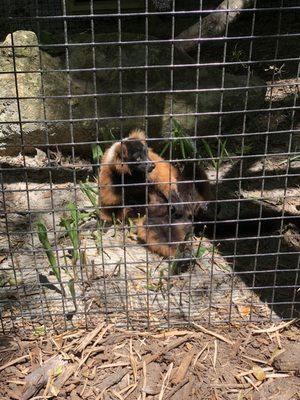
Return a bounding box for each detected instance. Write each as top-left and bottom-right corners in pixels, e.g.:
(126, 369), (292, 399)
(0, 31), (95, 155)
(0, 30), (266, 155)
(273, 341), (300, 374)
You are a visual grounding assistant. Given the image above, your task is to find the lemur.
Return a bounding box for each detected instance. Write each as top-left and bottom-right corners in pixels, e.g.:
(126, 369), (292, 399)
(98, 129), (211, 264)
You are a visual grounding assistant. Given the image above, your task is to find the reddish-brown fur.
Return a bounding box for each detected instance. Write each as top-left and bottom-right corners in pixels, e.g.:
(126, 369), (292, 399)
(98, 129), (211, 261)
(98, 130), (179, 221)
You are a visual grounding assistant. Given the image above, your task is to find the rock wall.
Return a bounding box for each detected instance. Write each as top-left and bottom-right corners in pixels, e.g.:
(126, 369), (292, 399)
(0, 30), (266, 155)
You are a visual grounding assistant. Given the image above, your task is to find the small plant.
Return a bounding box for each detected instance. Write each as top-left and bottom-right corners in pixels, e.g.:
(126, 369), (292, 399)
(32, 325), (46, 337)
(91, 143), (103, 176)
(201, 138), (231, 171)
(264, 63), (285, 78)
(37, 221), (61, 282)
(98, 127), (117, 142)
(111, 212), (119, 238)
(147, 268), (166, 293)
(37, 203), (89, 310)
(231, 43), (248, 70)
(278, 146), (300, 166)
(126, 217), (136, 239)
(160, 118), (197, 160)
(195, 240), (206, 259)
(80, 181), (98, 209)
(59, 202), (90, 267)
(81, 141), (103, 213)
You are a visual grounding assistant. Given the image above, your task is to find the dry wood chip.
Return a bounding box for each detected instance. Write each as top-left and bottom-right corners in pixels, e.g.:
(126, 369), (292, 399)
(172, 350), (195, 385)
(142, 362), (161, 395)
(142, 335), (193, 366)
(0, 354), (30, 372)
(22, 355), (67, 400)
(5, 388), (22, 400)
(75, 322), (105, 354)
(52, 364), (77, 396)
(96, 368), (130, 393)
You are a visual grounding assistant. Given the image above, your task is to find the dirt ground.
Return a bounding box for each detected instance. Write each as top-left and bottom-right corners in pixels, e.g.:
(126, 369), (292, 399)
(0, 319), (299, 400)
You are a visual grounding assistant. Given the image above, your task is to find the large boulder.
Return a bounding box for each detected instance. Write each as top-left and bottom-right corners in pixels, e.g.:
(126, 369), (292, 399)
(0, 30), (266, 155)
(0, 31), (95, 155)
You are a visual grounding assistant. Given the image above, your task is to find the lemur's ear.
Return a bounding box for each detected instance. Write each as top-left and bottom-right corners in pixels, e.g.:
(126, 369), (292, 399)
(114, 142), (128, 159)
(114, 142), (131, 175)
(120, 142), (129, 158)
(128, 129), (146, 144)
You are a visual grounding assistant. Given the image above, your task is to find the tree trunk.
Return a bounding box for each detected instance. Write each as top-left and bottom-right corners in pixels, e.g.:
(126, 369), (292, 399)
(176, 0), (255, 53)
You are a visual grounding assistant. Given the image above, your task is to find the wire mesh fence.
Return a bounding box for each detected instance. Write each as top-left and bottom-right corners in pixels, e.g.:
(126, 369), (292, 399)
(0, 0), (299, 333)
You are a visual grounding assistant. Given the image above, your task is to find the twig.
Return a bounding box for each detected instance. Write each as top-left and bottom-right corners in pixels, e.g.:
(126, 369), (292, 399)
(244, 376), (259, 391)
(211, 383), (250, 389)
(0, 354), (30, 372)
(213, 339), (218, 371)
(275, 331), (282, 349)
(111, 389), (125, 400)
(252, 319), (298, 335)
(158, 363), (173, 400)
(80, 377), (89, 397)
(265, 373), (291, 378)
(99, 362), (130, 369)
(193, 323), (234, 345)
(241, 355), (270, 365)
(164, 378), (189, 400)
(193, 343), (209, 366)
(142, 361), (147, 400)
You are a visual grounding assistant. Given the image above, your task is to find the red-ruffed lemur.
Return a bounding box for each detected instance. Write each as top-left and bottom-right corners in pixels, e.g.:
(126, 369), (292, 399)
(98, 129), (211, 267)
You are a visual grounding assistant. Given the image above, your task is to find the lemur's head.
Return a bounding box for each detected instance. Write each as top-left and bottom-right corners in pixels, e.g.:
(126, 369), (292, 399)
(108, 130), (155, 175)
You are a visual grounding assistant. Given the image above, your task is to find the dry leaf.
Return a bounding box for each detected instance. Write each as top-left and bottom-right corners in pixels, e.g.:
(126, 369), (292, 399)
(186, 343), (193, 350)
(252, 366), (266, 381)
(241, 306), (250, 317)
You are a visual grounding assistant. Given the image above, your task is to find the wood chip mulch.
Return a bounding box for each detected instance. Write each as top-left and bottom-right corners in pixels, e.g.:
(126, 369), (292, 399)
(0, 319), (299, 400)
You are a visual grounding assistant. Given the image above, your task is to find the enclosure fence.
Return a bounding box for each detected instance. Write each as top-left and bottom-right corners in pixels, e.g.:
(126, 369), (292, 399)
(0, 0), (299, 333)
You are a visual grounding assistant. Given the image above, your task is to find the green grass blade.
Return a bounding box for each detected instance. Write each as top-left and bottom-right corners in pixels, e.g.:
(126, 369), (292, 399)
(172, 118), (182, 136)
(91, 144), (103, 164)
(37, 221), (60, 281)
(67, 202), (79, 226)
(80, 182), (98, 207)
(68, 278), (77, 309)
(201, 139), (218, 170)
(159, 141), (171, 157)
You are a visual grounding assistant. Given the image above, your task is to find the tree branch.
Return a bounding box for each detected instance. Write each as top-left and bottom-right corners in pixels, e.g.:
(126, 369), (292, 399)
(176, 0), (255, 53)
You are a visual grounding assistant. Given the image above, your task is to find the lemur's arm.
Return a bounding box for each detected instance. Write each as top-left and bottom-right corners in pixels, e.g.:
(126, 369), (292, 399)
(148, 150), (180, 204)
(98, 165), (121, 207)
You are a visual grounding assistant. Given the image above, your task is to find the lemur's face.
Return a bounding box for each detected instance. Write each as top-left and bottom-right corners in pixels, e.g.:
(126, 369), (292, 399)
(122, 139), (155, 174)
